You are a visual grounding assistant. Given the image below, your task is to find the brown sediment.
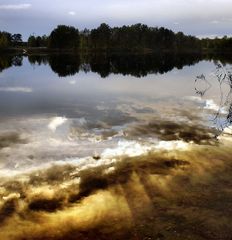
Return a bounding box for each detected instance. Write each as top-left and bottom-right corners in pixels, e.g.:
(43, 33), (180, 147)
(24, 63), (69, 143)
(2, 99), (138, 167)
(0, 132), (27, 149)
(0, 137), (232, 239)
(125, 119), (219, 144)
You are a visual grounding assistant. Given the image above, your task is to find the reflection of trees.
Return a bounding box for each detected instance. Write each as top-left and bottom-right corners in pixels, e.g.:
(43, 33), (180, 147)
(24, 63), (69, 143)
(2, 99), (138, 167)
(203, 53), (232, 65)
(87, 53), (202, 78)
(27, 53), (204, 78)
(48, 55), (80, 77)
(28, 55), (48, 65)
(28, 54), (80, 77)
(0, 55), (22, 72)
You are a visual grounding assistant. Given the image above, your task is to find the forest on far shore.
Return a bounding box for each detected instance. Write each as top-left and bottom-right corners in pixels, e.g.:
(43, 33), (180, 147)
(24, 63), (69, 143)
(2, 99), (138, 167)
(1, 23), (232, 53)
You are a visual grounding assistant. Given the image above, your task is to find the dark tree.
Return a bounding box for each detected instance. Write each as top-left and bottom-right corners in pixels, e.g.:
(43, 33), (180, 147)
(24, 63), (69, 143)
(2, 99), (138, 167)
(28, 35), (37, 47)
(11, 34), (22, 46)
(28, 35), (48, 47)
(48, 25), (80, 49)
(0, 35), (9, 49)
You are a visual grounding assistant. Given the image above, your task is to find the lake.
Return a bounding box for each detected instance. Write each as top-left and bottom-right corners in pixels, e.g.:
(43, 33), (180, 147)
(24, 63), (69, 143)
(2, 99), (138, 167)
(0, 53), (232, 240)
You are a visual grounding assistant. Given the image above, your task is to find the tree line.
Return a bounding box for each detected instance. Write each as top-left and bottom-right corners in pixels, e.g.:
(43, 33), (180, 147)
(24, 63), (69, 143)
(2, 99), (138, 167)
(27, 23), (202, 52)
(201, 36), (232, 52)
(1, 23), (232, 53)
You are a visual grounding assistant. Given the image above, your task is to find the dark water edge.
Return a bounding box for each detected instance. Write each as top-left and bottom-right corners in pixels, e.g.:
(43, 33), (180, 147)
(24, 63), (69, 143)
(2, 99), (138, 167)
(1, 51), (232, 78)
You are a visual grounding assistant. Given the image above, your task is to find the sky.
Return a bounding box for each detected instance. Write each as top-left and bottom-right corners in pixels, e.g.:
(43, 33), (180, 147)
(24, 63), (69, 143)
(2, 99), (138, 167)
(0, 0), (232, 40)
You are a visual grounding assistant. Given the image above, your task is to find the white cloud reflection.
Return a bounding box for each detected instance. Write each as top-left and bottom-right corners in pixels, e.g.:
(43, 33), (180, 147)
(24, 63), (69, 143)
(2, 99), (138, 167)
(48, 116), (67, 132)
(68, 11), (76, 16)
(0, 87), (33, 92)
(0, 4), (31, 10)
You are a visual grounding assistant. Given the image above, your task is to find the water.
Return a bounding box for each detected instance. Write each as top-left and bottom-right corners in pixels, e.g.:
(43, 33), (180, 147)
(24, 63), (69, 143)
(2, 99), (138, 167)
(0, 53), (232, 239)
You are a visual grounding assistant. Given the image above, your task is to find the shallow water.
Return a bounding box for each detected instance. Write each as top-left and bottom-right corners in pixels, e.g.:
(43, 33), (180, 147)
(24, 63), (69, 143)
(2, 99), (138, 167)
(0, 54), (232, 239)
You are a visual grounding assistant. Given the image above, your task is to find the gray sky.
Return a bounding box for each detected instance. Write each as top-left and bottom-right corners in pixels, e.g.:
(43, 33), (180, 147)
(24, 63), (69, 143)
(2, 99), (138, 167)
(0, 0), (231, 40)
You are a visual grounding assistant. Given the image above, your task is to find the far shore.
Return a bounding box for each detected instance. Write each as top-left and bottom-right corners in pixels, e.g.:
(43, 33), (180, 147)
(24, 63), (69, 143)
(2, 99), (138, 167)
(1, 46), (230, 56)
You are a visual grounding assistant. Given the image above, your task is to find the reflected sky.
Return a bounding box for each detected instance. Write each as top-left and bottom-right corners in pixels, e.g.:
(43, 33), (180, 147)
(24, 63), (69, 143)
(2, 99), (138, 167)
(0, 54), (230, 173)
(0, 55), (222, 117)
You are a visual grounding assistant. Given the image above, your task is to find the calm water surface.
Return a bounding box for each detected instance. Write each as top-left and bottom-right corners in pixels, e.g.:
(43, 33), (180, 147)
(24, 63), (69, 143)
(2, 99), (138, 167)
(0, 54), (232, 240)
